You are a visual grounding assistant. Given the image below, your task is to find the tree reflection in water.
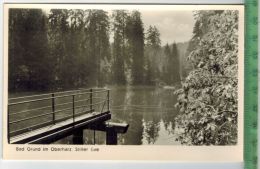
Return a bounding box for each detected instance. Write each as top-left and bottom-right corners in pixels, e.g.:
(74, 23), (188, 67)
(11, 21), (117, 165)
(111, 86), (180, 145)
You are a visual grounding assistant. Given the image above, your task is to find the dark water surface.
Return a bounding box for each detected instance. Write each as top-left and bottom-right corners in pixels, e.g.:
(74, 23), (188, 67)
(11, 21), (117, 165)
(9, 86), (180, 145)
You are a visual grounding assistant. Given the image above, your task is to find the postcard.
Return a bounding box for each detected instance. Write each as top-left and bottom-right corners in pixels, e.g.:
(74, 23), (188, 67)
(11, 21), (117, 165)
(3, 4), (244, 161)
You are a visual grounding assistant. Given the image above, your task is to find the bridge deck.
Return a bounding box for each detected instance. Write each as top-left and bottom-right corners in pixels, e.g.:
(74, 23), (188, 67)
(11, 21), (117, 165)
(10, 111), (111, 144)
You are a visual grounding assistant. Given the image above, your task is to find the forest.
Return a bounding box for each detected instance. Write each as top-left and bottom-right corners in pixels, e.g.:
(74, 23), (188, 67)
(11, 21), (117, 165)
(9, 9), (187, 92)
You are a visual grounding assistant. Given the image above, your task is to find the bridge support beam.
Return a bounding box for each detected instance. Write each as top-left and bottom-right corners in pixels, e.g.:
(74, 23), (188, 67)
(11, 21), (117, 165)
(87, 122), (129, 145)
(106, 126), (117, 145)
(72, 129), (84, 144)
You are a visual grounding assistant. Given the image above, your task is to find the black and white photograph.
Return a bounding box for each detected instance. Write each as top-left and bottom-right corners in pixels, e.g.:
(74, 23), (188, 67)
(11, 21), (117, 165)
(3, 4), (244, 161)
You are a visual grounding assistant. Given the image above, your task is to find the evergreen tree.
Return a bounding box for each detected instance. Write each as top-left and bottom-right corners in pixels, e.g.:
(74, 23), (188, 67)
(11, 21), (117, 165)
(112, 10), (128, 85)
(171, 42), (180, 83)
(162, 43), (181, 85)
(67, 9), (87, 88)
(163, 43), (171, 84)
(126, 11), (145, 85)
(145, 25), (161, 85)
(48, 9), (70, 89)
(9, 9), (52, 91)
(146, 26), (161, 48)
(9, 9), (27, 90)
(85, 10), (110, 87)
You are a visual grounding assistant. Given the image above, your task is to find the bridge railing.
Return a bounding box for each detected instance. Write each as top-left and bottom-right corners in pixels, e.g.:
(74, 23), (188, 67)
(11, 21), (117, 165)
(8, 88), (110, 142)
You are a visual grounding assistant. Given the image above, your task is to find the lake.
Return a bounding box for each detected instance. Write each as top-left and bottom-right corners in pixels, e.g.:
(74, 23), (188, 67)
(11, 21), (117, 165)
(9, 86), (181, 145)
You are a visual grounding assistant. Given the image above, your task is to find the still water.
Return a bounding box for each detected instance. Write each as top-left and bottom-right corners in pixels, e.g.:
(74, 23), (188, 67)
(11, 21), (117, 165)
(110, 86), (180, 145)
(9, 86), (181, 145)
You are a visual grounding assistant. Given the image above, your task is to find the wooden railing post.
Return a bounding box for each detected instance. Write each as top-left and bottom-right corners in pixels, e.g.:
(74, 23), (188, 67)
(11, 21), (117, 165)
(90, 88), (93, 112)
(72, 94), (75, 123)
(51, 93), (55, 124)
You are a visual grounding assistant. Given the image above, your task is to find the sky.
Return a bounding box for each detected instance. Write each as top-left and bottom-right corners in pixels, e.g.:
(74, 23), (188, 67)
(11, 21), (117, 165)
(141, 10), (195, 45)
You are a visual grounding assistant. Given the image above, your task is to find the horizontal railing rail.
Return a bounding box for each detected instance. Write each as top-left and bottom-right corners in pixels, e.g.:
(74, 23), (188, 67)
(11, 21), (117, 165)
(9, 112), (55, 125)
(9, 105), (53, 116)
(8, 88), (110, 141)
(10, 120), (52, 136)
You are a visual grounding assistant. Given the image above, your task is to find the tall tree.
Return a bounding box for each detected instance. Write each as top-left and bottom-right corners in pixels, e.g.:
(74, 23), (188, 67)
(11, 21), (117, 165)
(9, 9), (27, 91)
(145, 26), (161, 85)
(171, 42), (180, 83)
(112, 10), (128, 85)
(146, 26), (161, 48)
(48, 9), (70, 89)
(67, 9), (88, 88)
(9, 9), (52, 91)
(126, 11), (145, 85)
(162, 43), (181, 85)
(162, 43), (171, 84)
(85, 10), (110, 86)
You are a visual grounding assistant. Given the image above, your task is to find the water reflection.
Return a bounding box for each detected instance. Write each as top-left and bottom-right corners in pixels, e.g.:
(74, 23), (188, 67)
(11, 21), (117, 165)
(110, 86), (180, 145)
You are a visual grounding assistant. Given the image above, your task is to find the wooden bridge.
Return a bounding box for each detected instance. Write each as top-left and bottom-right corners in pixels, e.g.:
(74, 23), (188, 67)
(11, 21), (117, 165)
(8, 88), (128, 145)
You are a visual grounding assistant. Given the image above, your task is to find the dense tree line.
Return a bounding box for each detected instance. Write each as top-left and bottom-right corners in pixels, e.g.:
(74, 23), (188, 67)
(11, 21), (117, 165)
(9, 9), (52, 91)
(9, 8), (182, 92)
(175, 11), (238, 145)
(48, 9), (111, 88)
(162, 43), (180, 85)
